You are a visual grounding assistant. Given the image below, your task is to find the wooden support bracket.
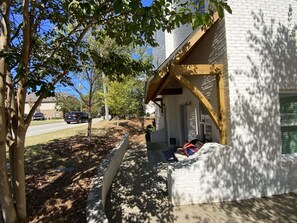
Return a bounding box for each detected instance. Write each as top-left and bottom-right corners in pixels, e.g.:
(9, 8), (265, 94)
(174, 74), (220, 129)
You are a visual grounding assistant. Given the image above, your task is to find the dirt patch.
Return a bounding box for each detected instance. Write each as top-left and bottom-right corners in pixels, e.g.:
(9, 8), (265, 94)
(25, 119), (152, 223)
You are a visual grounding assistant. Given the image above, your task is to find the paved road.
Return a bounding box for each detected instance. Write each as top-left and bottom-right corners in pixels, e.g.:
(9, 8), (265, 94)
(26, 118), (103, 137)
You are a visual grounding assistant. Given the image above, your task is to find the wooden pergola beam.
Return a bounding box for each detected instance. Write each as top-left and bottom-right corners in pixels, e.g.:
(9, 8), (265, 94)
(171, 64), (224, 76)
(151, 72), (171, 102)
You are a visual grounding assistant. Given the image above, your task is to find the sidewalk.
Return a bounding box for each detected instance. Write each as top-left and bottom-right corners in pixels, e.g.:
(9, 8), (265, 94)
(105, 145), (297, 223)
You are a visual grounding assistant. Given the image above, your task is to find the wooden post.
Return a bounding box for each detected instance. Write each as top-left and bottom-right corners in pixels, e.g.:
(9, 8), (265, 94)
(217, 72), (227, 144)
(174, 65), (227, 145)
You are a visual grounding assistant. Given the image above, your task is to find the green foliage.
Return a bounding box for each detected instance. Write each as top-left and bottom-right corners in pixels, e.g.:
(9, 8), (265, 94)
(91, 90), (105, 116)
(56, 94), (81, 115)
(146, 124), (156, 133)
(5, 0), (231, 98)
(91, 50), (151, 81)
(107, 76), (145, 119)
(87, 35), (152, 81)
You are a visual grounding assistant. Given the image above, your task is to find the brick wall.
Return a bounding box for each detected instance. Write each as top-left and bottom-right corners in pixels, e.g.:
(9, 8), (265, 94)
(225, 0), (297, 194)
(168, 0), (297, 205)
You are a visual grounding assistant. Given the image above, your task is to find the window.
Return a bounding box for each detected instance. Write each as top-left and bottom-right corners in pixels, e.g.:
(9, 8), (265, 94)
(280, 93), (297, 154)
(199, 104), (212, 142)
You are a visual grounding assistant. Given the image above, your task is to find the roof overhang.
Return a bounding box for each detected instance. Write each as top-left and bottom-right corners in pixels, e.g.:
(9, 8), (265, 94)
(145, 12), (220, 104)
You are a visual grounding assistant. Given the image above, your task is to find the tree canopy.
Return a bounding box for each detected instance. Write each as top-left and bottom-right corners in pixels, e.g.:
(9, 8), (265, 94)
(108, 75), (146, 119)
(56, 94), (81, 116)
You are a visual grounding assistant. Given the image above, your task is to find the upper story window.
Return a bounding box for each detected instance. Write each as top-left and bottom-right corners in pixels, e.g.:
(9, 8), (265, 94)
(280, 93), (297, 154)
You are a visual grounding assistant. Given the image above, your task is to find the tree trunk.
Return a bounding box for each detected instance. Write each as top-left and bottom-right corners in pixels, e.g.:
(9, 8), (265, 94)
(0, 75), (17, 222)
(0, 206), (4, 223)
(87, 72), (93, 138)
(12, 0), (32, 218)
(0, 1), (17, 222)
(102, 73), (109, 121)
(140, 116), (145, 131)
(87, 102), (92, 138)
(0, 52), (17, 223)
(12, 129), (27, 220)
(87, 117), (92, 138)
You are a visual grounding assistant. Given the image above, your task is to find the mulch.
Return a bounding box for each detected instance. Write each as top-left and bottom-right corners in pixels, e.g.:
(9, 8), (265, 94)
(25, 119), (150, 222)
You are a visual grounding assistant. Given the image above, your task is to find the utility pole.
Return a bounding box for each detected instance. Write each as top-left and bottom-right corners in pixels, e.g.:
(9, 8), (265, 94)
(102, 73), (109, 121)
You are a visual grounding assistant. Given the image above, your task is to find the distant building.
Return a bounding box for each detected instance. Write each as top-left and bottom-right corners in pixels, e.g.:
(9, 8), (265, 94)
(25, 93), (63, 119)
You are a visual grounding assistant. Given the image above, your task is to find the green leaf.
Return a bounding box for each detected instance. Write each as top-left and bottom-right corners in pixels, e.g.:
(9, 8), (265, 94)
(217, 5), (224, 18)
(224, 5), (232, 14)
(129, 1), (139, 11)
(113, 1), (122, 13)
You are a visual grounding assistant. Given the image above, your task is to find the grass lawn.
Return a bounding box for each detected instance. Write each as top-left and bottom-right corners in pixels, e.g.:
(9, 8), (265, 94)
(25, 122), (92, 146)
(30, 118), (64, 126)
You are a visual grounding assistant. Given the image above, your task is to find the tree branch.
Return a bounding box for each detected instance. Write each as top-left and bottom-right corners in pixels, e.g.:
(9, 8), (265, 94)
(51, 19), (95, 86)
(10, 23), (23, 42)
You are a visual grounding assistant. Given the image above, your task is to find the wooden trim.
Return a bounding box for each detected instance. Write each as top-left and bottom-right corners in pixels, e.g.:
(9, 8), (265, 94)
(160, 88), (182, 95)
(217, 72), (227, 144)
(144, 11), (228, 144)
(144, 64), (170, 104)
(172, 12), (219, 64)
(151, 72), (171, 101)
(158, 63), (170, 79)
(145, 12), (220, 103)
(174, 74), (220, 129)
(171, 64), (224, 76)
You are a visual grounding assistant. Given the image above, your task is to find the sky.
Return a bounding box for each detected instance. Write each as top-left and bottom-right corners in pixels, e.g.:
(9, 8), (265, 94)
(142, 0), (154, 6)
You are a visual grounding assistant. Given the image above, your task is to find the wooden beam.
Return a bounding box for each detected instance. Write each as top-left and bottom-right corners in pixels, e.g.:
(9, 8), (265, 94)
(151, 72), (171, 101)
(217, 72), (227, 144)
(160, 88), (182, 95)
(171, 64), (224, 76)
(144, 64), (170, 103)
(145, 13), (220, 103)
(174, 74), (220, 129)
